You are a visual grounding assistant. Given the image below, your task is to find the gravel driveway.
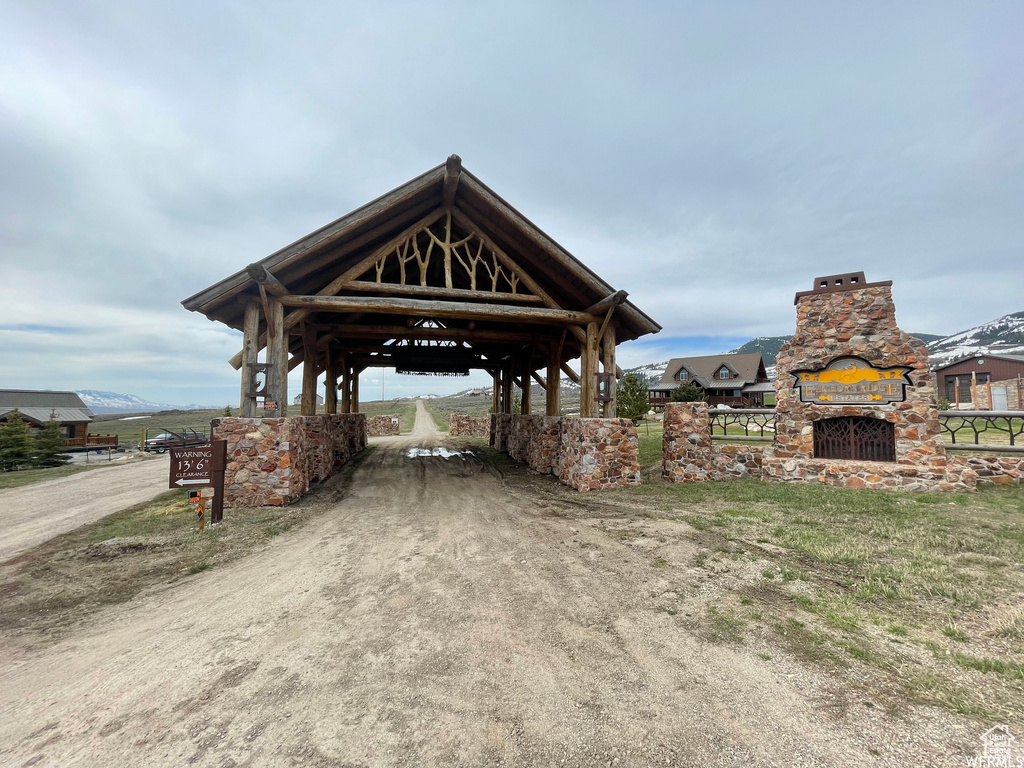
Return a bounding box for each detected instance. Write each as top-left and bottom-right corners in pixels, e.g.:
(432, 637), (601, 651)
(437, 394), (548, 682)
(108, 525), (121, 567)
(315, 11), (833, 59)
(0, 455), (170, 562)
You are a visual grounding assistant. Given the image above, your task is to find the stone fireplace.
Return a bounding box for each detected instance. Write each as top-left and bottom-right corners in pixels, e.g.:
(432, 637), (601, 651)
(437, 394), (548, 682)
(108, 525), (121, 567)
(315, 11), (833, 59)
(762, 272), (971, 491)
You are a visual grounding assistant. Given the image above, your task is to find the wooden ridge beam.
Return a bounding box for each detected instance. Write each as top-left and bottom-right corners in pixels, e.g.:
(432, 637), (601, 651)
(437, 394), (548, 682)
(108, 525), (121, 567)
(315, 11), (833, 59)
(442, 154), (461, 209)
(277, 295), (598, 326)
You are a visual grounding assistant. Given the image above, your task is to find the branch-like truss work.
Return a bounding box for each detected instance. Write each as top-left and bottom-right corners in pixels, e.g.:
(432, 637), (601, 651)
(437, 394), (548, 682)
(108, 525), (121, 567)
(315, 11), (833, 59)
(370, 212), (529, 296)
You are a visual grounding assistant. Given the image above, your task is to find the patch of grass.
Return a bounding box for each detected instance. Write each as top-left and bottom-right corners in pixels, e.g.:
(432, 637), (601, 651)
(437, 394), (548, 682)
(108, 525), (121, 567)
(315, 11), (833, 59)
(758, 652), (772, 661)
(650, 558), (668, 568)
(188, 562), (211, 574)
(952, 653), (1024, 680)
(554, 473), (1024, 720)
(943, 625), (969, 643)
(703, 606), (746, 644)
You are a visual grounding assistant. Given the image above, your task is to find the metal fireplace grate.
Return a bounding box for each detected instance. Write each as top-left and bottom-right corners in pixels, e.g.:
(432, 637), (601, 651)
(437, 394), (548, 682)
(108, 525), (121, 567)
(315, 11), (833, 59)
(813, 416), (895, 462)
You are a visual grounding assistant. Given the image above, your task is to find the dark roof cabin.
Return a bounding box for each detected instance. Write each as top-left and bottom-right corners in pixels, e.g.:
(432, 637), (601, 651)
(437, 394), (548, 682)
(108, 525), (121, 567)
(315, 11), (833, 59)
(183, 156), (661, 418)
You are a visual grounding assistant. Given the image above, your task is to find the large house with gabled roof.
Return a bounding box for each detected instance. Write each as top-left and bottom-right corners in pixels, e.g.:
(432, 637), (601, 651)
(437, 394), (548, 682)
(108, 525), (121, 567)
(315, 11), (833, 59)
(648, 352), (772, 408)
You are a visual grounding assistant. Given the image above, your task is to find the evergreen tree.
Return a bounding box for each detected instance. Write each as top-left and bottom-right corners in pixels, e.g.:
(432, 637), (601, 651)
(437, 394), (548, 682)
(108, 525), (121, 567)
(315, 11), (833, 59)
(222, 405), (233, 417)
(670, 381), (707, 403)
(0, 410), (35, 471)
(33, 411), (71, 468)
(616, 373), (650, 421)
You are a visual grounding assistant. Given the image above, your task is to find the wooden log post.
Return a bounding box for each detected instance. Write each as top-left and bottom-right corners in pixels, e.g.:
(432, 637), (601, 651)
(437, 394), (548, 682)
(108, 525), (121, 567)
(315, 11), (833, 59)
(239, 301), (260, 418)
(341, 357), (351, 414)
(324, 346), (338, 414)
(264, 299), (288, 416)
(580, 322), (599, 417)
(492, 370), (500, 414)
(521, 361), (532, 415)
(352, 367), (360, 413)
(502, 364), (514, 414)
(602, 324), (617, 417)
(301, 324), (318, 416)
(546, 346), (561, 416)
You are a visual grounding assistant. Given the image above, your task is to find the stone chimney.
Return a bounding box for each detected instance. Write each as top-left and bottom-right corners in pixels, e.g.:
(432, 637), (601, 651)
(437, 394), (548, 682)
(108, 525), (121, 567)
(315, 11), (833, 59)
(762, 272), (969, 490)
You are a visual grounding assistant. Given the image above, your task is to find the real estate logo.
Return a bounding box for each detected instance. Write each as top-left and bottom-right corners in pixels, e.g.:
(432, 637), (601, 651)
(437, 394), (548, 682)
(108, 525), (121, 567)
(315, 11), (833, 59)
(967, 725), (1022, 767)
(790, 356), (913, 404)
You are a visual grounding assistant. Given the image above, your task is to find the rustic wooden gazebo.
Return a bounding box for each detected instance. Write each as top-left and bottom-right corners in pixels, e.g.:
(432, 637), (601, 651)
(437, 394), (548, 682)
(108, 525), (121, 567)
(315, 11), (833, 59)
(183, 156), (660, 418)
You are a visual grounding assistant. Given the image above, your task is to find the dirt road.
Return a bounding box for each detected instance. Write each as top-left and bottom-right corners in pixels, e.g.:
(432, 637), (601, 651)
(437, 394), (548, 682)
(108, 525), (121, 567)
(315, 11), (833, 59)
(0, 455), (170, 562)
(0, 402), (976, 766)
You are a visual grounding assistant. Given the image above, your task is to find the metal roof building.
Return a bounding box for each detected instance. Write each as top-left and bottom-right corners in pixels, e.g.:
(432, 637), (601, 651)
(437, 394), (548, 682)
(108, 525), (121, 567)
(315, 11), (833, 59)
(0, 390), (94, 426)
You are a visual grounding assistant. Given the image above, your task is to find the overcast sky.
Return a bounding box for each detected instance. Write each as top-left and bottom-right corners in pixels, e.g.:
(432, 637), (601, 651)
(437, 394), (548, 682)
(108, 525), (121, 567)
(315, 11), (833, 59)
(2, 2), (1022, 406)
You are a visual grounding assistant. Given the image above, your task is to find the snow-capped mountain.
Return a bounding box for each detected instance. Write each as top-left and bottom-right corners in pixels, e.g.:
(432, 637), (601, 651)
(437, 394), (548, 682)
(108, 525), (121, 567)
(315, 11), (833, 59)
(925, 312), (1024, 368)
(76, 390), (213, 414)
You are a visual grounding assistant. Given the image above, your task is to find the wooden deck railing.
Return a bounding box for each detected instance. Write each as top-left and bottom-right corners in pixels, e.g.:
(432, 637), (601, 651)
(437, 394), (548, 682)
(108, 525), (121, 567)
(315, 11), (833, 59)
(65, 434), (119, 448)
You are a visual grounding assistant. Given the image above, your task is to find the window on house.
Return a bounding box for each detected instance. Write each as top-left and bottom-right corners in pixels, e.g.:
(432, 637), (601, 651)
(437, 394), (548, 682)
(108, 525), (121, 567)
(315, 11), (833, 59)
(679, 370), (688, 381)
(718, 368), (730, 380)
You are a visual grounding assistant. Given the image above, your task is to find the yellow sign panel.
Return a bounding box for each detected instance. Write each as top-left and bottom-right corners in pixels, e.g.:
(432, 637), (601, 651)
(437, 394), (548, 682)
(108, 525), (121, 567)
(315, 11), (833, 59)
(792, 357), (912, 404)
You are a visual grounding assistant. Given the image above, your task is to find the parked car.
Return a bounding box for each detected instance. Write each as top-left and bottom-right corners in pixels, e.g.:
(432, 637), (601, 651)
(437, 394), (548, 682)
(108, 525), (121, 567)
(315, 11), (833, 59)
(144, 430), (208, 453)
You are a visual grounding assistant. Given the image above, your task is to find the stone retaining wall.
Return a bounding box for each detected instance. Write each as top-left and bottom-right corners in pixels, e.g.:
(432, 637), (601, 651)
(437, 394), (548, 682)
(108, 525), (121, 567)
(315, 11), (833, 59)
(366, 414), (400, 436)
(949, 454), (1024, 486)
(212, 414), (366, 508)
(509, 415), (539, 464)
(449, 414), (490, 438)
(490, 414), (513, 452)
(558, 418), (641, 492)
(526, 417), (562, 475)
(663, 403), (764, 482)
(488, 414), (640, 491)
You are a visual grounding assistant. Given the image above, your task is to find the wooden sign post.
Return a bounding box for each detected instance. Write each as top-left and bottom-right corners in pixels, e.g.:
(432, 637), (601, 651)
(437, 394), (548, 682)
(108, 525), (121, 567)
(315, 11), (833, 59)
(169, 440), (227, 525)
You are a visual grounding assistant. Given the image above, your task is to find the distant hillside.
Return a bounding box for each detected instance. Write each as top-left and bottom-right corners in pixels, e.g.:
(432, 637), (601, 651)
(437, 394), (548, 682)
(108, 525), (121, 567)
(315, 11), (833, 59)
(76, 390), (214, 414)
(926, 311), (1024, 367)
(727, 337), (790, 367)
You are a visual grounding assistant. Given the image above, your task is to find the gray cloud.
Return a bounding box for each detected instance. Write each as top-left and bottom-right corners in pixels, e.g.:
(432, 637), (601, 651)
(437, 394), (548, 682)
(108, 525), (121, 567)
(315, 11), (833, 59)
(1, 1), (1022, 404)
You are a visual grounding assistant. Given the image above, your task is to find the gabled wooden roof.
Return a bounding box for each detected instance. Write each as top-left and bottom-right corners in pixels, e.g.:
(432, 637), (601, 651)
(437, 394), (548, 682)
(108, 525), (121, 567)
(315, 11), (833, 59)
(182, 156), (661, 348)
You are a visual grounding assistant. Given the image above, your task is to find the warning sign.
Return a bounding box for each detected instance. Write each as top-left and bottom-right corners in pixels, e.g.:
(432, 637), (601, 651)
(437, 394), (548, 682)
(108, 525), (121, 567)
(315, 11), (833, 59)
(169, 446), (214, 488)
